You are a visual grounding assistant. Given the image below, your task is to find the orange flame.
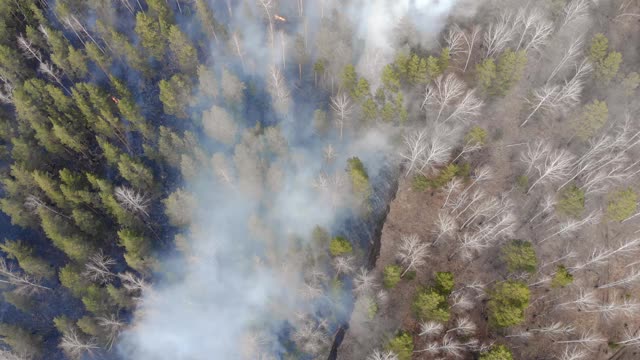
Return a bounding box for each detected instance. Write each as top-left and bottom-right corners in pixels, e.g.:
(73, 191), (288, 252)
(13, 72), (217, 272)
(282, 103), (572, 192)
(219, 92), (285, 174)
(274, 14), (286, 22)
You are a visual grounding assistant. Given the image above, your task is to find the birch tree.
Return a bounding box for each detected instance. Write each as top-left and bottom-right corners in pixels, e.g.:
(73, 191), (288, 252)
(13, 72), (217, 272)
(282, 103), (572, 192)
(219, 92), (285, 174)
(0, 258), (51, 295)
(59, 330), (99, 360)
(83, 251), (116, 284)
(330, 92), (352, 140)
(397, 234), (429, 276)
(484, 12), (517, 57)
(115, 187), (150, 217)
(525, 143), (575, 193)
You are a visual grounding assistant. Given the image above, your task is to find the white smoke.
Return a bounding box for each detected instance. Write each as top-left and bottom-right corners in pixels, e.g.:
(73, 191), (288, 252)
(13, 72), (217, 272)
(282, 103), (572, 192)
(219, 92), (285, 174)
(351, 0), (461, 81)
(116, 1), (464, 359)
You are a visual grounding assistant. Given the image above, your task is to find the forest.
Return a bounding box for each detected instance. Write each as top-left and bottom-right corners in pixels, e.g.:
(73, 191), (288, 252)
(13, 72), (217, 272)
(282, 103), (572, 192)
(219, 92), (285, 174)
(0, 0), (639, 359)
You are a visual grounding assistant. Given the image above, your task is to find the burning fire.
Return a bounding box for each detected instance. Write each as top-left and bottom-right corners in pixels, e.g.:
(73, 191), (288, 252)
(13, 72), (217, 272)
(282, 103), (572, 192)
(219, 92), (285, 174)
(274, 14), (286, 22)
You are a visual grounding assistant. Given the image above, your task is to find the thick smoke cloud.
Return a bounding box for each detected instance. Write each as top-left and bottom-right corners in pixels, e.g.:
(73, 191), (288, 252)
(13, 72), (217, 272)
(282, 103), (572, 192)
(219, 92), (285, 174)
(116, 1), (460, 359)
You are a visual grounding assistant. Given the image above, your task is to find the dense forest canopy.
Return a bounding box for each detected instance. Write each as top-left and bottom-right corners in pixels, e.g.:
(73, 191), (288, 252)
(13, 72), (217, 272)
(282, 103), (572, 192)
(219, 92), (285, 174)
(0, 0), (639, 359)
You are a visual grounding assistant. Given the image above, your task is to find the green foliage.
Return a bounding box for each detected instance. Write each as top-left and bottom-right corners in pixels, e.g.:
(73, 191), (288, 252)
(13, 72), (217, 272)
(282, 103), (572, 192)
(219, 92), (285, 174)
(353, 78), (371, 101)
(385, 332), (413, 360)
(341, 64), (357, 94)
(76, 316), (100, 336)
(480, 345), (513, 360)
(4, 291), (36, 313)
(59, 264), (87, 298)
(557, 185), (585, 218)
(434, 272), (455, 295)
(494, 49), (528, 95)
(163, 189), (196, 227)
(118, 154), (154, 190)
(362, 98), (378, 121)
(516, 175), (529, 190)
(476, 49), (526, 95)
(329, 236), (352, 257)
(82, 285), (112, 315)
(438, 47), (451, 73)
(365, 296), (378, 319)
(106, 284), (134, 310)
(465, 126), (488, 145)
(347, 157), (372, 202)
(0, 323), (43, 359)
(413, 163), (469, 191)
(606, 188), (637, 221)
(195, 0), (227, 41)
(159, 74), (192, 118)
(53, 316), (75, 336)
(0, 240), (54, 279)
(39, 209), (94, 261)
(118, 229), (155, 273)
(589, 34), (622, 83)
(168, 25), (198, 74)
(0, 45), (32, 83)
(488, 281), (530, 328)
(502, 240), (537, 273)
(135, 12), (166, 60)
(383, 265), (402, 289)
(413, 288), (450, 322)
(589, 34), (609, 63)
(551, 265), (574, 288)
(574, 100), (608, 140)
(382, 64), (400, 92)
(621, 72), (640, 96)
(476, 58), (497, 93)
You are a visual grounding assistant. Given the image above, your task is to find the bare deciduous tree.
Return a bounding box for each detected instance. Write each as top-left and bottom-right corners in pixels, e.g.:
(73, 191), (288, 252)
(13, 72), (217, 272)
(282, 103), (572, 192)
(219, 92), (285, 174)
(59, 330), (99, 360)
(367, 350), (399, 360)
(433, 212), (457, 245)
(451, 292), (474, 311)
(419, 321), (444, 337)
(484, 12), (517, 57)
(24, 194), (70, 219)
(442, 178), (463, 208)
(461, 26), (482, 72)
(97, 315), (125, 350)
(555, 331), (606, 349)
(268, 66), (291, 115)
(17, 35), (43, 62)
(447, 316), (477, 336)
(529, 194), (556, 224)
(547, 37), (583, 83)
(570, 237), (640, 271)
(523, 142), (575, 193)
(558, 346), (587, 360)
(540, 210), (600, 243)
(399, 128), (451, 177)
(353, 268), (378, 295)
(330, 93), (353, 140)
(118, 272), (149, 294)
(397, 234), (429, 276)
(514, 9), (553, 52)
(38, 61), (70, 93)
(556, 290), (598, 310)
(83, 251), (116, 284)
(560, 0), (590, 30)
(0, 258), (51, 294)
(442, 89), (483, 124)
(292, 320), (330, 356)
(115, 186), (150, 217)
(423, 74), (466, 122)
(332, 255), (355, 276)
(257, 0), (275, 47)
